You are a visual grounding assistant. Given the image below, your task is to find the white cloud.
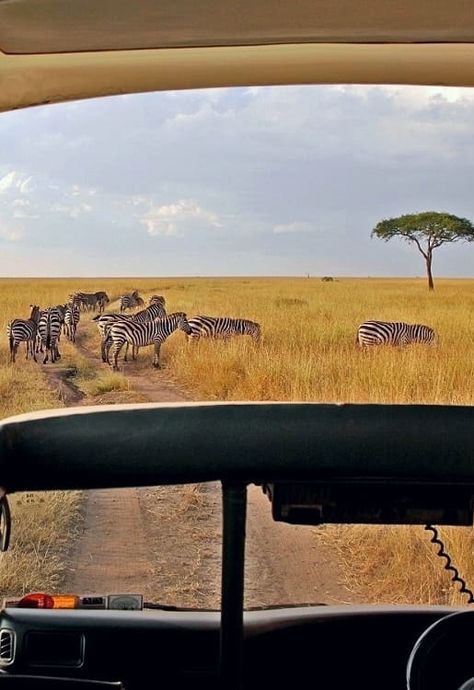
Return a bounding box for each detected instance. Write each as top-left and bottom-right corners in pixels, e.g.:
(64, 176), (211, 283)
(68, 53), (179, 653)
(0, 171), (33, 194)
(50, 202), (92, 219)
(273, 222), (312, 234)
(142, 199), (223, 237)
(333, 84), (474, 107)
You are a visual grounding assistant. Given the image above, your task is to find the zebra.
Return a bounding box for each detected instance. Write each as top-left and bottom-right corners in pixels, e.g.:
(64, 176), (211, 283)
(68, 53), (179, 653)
(64, 302), (80, 342)
(148, 295), (166, 308)
(37, 308), (63, 363)
(120, 291), (145, 313)
(70, 291), (108, 312)
(106, 312), (192, 370)
(186, 316), (262, 342)
(356, 320), (438, 347)
(7, 305), (41, 363)
(35, 305), (66, 355)
(69, 292), (95, 311)
(94, 291), (110, 313)
(94, 301), (168, 361)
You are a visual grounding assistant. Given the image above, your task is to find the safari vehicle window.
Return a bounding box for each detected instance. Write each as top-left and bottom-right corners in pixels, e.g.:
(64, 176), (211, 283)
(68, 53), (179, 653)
(1, 83), (474, 610)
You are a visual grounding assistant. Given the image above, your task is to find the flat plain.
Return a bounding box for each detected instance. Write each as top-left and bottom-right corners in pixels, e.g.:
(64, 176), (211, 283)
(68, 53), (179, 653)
(2, 276), (474, 605)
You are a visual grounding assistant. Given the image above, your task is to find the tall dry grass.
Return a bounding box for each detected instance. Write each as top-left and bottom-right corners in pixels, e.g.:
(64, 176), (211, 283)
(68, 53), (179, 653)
(0, 492), (82, 597)
(1, 277), (474, 604)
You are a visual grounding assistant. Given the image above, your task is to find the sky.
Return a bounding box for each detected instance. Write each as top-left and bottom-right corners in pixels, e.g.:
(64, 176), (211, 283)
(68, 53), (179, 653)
(1, 83), (474, 277)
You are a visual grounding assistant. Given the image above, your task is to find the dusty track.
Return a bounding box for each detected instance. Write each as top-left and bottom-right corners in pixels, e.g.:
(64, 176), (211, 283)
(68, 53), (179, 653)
(56, 319), (354, 607)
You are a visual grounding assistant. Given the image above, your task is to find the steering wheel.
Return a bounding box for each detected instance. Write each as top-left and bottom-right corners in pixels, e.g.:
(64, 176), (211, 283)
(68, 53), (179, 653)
(407, 610), (474, 690)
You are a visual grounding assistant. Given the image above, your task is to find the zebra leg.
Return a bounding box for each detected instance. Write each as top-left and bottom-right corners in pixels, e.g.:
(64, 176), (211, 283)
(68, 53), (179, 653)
(153, 342), (162, 368)
(11, 342), (18, 363)
(124, 342), (129, 362)
(112, 342), (124, 370)
(101, 337), (109, 363)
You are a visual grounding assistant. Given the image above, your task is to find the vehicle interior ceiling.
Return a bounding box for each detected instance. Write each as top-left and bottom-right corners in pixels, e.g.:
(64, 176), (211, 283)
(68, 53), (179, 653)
(1, 1), (474, 690)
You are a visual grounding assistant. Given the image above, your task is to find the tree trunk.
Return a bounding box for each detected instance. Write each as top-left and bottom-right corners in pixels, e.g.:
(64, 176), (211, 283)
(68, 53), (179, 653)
(426, 255), (434, 291)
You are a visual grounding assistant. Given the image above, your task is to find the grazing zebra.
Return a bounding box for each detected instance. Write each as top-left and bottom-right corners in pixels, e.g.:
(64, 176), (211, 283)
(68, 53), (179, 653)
(37, 308), (63, 363)
(7, 305), (41, 363)
(106, 312), (192, 370)
(187, 316), (262, 342)
(120, 291), (145, 313)
(356, 320), (438, 347)
(94, 301), (168, 361)
(64, 302), (80, 342)
(69, 292), (94, 311)
(70, 291), (108, 312)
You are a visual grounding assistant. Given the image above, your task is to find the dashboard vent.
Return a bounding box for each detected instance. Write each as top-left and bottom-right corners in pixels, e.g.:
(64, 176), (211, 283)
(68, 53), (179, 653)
(0, 629), (15, 664)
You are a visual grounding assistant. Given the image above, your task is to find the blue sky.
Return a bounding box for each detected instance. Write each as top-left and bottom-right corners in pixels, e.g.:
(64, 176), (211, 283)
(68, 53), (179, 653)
(1, 84), (474, 277)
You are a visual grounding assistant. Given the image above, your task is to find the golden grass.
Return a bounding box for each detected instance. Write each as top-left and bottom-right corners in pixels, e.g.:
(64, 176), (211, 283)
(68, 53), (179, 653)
(2, 276), (474, 605)
(318, 524), (474, 606)
(0, 491), (83, 597)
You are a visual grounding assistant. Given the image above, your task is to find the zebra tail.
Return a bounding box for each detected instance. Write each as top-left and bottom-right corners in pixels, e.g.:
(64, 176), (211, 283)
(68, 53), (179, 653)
(9, 331), (14, 356)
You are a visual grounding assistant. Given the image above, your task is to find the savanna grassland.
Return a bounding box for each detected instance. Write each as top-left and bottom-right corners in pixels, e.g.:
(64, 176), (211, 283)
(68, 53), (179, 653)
(1, 276), (474, 604)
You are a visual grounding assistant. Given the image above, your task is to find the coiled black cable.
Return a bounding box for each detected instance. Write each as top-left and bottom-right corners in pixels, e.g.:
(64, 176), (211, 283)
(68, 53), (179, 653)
(425, 524), (474, 603)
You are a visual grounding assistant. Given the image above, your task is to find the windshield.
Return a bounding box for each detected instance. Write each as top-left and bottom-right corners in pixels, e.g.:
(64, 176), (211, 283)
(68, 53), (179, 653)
(1, 84), (474, 610)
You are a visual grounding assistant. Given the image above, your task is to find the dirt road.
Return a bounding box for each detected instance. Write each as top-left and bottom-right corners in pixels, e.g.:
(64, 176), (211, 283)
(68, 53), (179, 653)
(50, 322), (354, 608)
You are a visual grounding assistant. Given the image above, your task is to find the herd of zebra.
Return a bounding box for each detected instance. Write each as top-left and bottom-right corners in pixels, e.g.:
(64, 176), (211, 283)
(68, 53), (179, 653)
(6, 290), (263, 369)
(7, 300), (81, 364)
(94, 294), (262, 370)
(6, 285), (438, 370)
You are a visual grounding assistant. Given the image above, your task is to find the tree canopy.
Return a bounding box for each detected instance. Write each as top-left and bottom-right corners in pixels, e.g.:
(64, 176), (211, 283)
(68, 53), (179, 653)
(371, 211), (474, 289)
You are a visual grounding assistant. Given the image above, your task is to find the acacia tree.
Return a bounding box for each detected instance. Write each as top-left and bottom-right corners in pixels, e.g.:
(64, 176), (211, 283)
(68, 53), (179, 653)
(371, 212), (474, 290)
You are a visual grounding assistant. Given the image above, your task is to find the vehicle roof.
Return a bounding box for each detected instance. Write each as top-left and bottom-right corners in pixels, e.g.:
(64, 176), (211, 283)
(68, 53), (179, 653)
(1, 0), (474, 113)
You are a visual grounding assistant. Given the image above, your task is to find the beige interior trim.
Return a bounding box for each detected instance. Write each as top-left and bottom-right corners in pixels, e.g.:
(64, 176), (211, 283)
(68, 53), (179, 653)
(2, 42), (474, 113)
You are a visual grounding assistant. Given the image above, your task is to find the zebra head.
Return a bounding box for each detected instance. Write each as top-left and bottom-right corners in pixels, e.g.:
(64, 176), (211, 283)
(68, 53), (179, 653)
(149, 295), (166, 306)
(172, 312), (192, 335)
(245, 320), (262, 342)
(29, 305), (41, 323)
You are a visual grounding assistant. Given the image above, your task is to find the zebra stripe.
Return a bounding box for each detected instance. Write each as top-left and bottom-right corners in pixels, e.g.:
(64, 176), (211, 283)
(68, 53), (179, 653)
(7, 305), (41, 363)
(356, 320), (438, 347)
(95, 301), (167, 361)
(70, 292), (108, 312)
(187, 316), (261, 342)
(120, 291), (145, 312)
(64, 303), (80, 342)
(131, 301), (167, 323)
(107, 312), (191, 370)
(37, 308), (63, 363)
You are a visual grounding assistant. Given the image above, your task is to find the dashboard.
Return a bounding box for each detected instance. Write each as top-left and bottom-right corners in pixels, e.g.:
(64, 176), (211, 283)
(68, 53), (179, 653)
(0, 605), (465, 690)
